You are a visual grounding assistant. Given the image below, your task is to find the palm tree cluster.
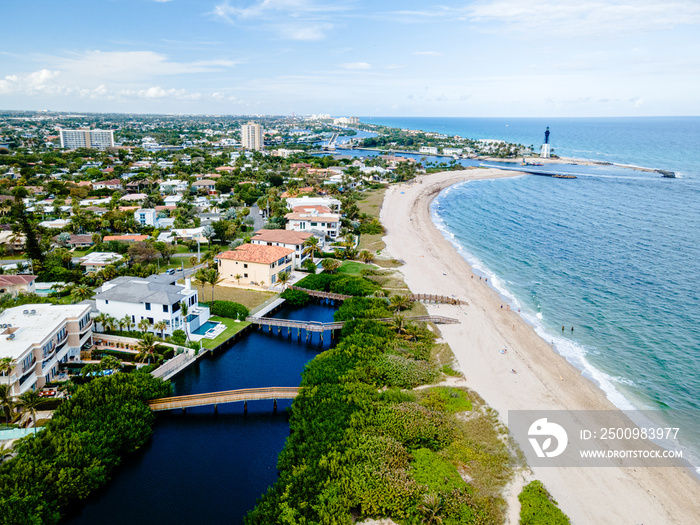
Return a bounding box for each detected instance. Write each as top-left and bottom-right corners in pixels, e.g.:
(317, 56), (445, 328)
(194, 267), (222, 303)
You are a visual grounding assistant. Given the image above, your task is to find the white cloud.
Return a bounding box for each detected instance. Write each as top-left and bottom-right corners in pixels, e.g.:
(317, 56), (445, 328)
(210, 0), (350, 40)
(341, 62), (371, 69)
(390, 1), (700, 37)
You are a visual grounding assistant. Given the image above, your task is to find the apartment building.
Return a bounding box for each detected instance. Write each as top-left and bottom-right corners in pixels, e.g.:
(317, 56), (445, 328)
(59, 129), (115, 150)
(0, 304), (93, 396)
(241, 122), (263, 151)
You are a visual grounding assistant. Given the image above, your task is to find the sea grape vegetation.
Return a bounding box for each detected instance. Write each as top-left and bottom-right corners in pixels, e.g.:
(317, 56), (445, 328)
(245, 291), (515, 524)
(0, 371), (171, 525)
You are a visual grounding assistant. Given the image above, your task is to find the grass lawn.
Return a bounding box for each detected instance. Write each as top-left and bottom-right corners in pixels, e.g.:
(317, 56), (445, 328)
(201, 316), (250, 350)
(194, 284), (276, 310)
(338, 260), (373, 275)
(70, 246), (96, 257)
(358, 233), (385, 253)
(357, 187), (387, 218)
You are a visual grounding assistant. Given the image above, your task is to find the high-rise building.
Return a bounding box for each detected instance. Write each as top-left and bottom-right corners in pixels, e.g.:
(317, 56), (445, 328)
(241, 122), (263, 151)
(59, 128), (115, 150)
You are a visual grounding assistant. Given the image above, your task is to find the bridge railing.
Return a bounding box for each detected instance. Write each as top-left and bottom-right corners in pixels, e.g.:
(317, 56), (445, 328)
(147, 386), (300, 411)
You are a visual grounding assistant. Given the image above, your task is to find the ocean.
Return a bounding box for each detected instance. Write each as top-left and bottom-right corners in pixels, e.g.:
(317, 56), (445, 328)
(363, 117), (700, 470)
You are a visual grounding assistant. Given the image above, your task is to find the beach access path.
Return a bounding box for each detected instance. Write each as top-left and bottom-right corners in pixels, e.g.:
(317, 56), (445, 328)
(381, 168), (700, 524)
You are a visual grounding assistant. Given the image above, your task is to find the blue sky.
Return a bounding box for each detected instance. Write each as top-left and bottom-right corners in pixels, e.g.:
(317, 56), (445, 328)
(2, 0), (699, 117)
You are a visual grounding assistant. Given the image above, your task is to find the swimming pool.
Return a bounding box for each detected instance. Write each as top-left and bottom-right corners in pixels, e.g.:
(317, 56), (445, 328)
(191, 321), (220, 336)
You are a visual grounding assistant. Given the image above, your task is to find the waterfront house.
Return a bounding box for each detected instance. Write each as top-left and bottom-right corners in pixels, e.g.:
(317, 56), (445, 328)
(0, 304), (92, 396)
(93, 276), (209, 336)
(250, 229), (316, 268)
(284, 205), (341, 240)
(217, 244), (294, 287)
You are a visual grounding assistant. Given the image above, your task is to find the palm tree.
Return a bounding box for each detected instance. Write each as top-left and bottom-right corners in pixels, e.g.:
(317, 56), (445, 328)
(416, 493), (444, 525)
(103, 315), (117, 333)
(359, 250), (374, 264)
(0, 357), (14, 378)
(389, 294), (412, 312)
(137, 318), (152, 334)
(181, 302), (190, 342)
(277, 270), (291, 290)
(18, 390), (42, 434)
(136, 333), (160, 364)
(389, 313), (408, 335)
(0, 442), (14, 465)
(302, 236), (320, 260)
(205, 267), (222, 302)
(117, 316), (126, 332)
(153, 320), (168, 339)
(93, 313), (108, 333)
(0, 384), (15, 428)
(121, 315), (133, 333)
(70, 284), (93, 303)
(234, 273), (242, 285)
(321, 258), (341, 273)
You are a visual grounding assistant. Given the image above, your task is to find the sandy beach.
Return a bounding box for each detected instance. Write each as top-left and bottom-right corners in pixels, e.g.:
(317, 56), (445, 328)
(380, 168), (700, 524)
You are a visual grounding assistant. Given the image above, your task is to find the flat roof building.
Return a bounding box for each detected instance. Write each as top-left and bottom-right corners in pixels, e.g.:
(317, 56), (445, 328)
(0, 304), (93, 396)
(59, 129), (115, 150)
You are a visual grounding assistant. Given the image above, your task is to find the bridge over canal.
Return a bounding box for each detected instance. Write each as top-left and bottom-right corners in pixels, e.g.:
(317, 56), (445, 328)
(147, 386), (299, 413)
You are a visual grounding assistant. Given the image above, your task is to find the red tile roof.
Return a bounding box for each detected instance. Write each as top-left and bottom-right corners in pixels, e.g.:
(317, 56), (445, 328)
(102, 234), (149, 242)
(252, 229), (313, 245)
(218, 244), (293, 264)
(0, 275), (37, 286)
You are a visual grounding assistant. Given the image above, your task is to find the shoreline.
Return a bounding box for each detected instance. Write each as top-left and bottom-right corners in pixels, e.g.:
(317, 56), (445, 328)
(380, 168), (700, 524)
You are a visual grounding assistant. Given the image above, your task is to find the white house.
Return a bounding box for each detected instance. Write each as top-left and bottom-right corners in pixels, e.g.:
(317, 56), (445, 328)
(159, 180), (189, 194)
(79, 252), (124, 273)
(250, 229), (316, 268)
(285, 205), (341, 240)
(419, 146), (438, 155)
(164, 195), (183, 206)
(286, 196), (341, 213)
(92, 276), (209, 335)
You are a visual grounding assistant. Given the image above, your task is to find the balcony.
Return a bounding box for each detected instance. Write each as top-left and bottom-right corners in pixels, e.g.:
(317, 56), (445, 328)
(19, 372), (37, 395)
(79, 320), (93, 338)
(21, 357), (37, 374)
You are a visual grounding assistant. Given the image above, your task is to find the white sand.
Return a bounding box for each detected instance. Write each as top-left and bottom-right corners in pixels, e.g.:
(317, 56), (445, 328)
(380, 169), (700, 524)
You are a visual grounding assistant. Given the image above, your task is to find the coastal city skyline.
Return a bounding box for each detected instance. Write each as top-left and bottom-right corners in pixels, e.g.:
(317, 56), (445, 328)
(2, 0), (700, 117)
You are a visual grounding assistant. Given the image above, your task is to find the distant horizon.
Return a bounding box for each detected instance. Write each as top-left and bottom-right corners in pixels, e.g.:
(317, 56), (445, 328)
(1, 109), (699, 120)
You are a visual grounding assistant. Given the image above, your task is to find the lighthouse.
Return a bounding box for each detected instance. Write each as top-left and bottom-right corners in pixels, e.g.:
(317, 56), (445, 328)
(540, 127), (551, 158)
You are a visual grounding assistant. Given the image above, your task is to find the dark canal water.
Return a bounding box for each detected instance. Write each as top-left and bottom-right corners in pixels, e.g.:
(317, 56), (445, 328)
(65, 303), (337, 525)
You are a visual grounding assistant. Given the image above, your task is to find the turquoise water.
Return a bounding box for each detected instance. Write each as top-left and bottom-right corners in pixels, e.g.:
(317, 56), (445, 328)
(363, 116), (700, 178)
(191, 320), (219, 335)
(432, 169), (700, 470)
(361, 117), (700, 469)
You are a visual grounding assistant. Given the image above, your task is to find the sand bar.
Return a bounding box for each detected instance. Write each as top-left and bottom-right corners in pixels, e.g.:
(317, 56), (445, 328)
(381, 168), (700, 524)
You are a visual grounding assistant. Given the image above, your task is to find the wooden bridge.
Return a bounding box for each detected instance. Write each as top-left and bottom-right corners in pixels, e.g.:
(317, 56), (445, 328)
(286, 285), (351, 301)
(146, 386), (299, 412)
(287, 286), (466, 306)
(407, 293), (467, 306)
(245, 314), (460, 342)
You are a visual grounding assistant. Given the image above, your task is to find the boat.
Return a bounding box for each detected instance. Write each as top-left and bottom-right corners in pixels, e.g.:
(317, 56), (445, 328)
(530, 162), (544, 166)
(657, 170), (676, 178)
(552, 174), (577, 179)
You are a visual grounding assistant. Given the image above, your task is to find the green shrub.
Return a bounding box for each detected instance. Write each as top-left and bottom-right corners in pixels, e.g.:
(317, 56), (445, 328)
(301, 258), (317, 273)
(410, 447), (465, 494)
(170, 329), (186, 345)
(368, 402), (457, 451)
(207, 300), (249, 320)
(280, 288), (311, 307)
(419, 387), (472, 413)
(0, 371), (171, 524)
(359, 218), (384, 234)
(372, 354), (439, 388)
(519, 481), (571, 525)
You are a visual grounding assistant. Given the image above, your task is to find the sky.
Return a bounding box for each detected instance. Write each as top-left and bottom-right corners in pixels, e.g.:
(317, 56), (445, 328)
(1, 0), (700, 117)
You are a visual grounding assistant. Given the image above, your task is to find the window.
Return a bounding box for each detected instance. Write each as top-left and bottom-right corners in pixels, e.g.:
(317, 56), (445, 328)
(244, 264), (248, 268)
(163, 304), (168, 312)
(145, 302), (151, 311)
(244, 273), (248, 278)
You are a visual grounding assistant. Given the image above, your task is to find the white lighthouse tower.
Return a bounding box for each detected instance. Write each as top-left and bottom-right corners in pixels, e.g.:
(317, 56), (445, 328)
(540, 126), (551, 158)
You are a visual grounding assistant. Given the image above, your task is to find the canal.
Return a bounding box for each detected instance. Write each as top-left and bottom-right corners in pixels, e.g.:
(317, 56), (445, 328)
(64, 302), (338, 525)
